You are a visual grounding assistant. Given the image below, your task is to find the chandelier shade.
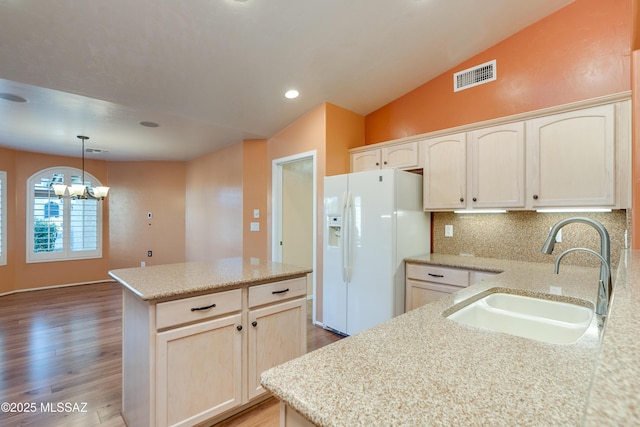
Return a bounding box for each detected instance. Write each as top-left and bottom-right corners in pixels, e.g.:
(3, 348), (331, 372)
(52, 135), (109, 200)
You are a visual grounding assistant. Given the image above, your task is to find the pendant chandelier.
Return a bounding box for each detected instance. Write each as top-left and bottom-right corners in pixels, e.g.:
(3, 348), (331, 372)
(52, 135), (110, 200)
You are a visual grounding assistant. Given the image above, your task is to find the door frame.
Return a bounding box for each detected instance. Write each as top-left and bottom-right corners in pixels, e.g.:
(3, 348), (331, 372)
(272, 150), (318, 323)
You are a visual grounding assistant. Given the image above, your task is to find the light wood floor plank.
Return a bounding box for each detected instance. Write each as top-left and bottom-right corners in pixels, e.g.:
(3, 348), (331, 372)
(0, 284), (343, 427)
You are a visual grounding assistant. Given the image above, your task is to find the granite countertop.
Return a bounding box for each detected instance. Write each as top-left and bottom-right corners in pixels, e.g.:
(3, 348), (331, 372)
(261, 252), (640, 426)
(108, 257), (311, 302)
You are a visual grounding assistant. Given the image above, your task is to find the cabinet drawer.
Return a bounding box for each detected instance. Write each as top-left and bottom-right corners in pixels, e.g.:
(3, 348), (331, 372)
(249, 277), (306, 308)
(156, 288), (242, 330)
(406, 263), (469, 287)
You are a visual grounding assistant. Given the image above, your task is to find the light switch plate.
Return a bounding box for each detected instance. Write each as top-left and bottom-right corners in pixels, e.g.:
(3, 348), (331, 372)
(253, 209), (260, 219)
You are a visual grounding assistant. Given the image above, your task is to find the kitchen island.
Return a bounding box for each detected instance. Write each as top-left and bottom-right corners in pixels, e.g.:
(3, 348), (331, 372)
(261, 252), (640, 426)
(109, 257), (311, 427)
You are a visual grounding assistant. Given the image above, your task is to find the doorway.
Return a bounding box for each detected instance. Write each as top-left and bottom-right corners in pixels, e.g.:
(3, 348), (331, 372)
(272, 151), (316, 323)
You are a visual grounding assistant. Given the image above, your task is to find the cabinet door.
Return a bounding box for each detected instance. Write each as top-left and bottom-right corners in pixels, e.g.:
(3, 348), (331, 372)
(528, 104), (615, 207)
(247, 298), (306, 401)
(156, 314), (242, 427)
(406, 279), (463, 311)
(423, 133), (466, 210)
(469, 122), (525, 208)
(351, 150), (381, 172)
(381, 141), (419, 169)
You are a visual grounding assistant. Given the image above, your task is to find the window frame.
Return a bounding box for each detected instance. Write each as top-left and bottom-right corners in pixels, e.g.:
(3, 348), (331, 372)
(26, 166), (104, 264)
(0, 171), (6, 266)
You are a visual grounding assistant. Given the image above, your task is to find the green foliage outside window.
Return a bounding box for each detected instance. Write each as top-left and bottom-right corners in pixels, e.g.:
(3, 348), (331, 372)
(34, 219), (58, 252)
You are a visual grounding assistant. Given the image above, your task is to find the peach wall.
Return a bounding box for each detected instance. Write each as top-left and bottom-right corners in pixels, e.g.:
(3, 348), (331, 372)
(186, 142), (243, 262)
(1, 150), (110, 293)
(267, 103), (326, 317)
(633, 0), (640, 51)
(633, 49), (640, 248)
(0, 147), (16, 292)
(365, 0), (631, 144)
(266, 102), (364, 321)
(325, 103), (365, 176)
(242, 139), (268, 260)
(108, 161), (186, 269)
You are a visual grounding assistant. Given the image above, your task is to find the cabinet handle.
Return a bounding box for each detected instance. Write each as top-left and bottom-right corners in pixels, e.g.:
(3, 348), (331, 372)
(428, 273), (445, 278)
(459, 197), (464, 203)
(383, 161), (387, 165)
(533, 194), (539, 200)
(272, 288), (290, 295)
(236, 325), (243, 331)
(190, 303), (216, 312)
(252, 321), (258, 327)
(472, 197), (477, 202)
(375, 162), (380, 166)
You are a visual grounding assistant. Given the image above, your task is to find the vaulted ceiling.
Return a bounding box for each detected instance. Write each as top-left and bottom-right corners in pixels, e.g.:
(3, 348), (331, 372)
(0, 0), (573, 161)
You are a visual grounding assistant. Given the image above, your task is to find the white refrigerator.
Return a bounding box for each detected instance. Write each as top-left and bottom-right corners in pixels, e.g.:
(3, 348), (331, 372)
(323, 169), (431, 336)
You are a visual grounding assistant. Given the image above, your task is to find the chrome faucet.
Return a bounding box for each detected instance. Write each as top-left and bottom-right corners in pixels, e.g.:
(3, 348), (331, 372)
(554, 247), (610, 316)
(541, 217), (612, 316)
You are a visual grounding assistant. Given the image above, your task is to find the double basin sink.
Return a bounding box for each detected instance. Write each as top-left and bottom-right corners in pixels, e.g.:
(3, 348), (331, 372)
(445, 288), (596, 345)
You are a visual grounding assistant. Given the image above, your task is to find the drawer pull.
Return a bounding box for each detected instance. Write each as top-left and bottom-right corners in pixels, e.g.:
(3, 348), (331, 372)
(252, 321), (258, 327)
(190, 303), (216, 312)
(428, 273), (445, 278)
(272, 288), (290, 295)
(237, 325), (243, 331)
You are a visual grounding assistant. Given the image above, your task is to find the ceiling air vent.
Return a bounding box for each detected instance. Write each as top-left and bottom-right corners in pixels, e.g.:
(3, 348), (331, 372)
(454, 60), (496, 92)
(85, 148), (110, 154)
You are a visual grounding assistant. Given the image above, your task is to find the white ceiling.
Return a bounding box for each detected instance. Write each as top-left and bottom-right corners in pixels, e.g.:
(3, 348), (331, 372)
(0, 0), (573, 161)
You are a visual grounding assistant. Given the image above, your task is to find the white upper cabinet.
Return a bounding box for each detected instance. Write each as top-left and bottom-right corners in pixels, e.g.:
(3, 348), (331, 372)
(422, 133), (466, 210)
(351, 97), (630, 211)
(381, 141), (419, 169)
(351, 149), (382, 172)
(351, 141), (419, 172)
(469, 122), (525, 209)
(527, 104), (615, 208)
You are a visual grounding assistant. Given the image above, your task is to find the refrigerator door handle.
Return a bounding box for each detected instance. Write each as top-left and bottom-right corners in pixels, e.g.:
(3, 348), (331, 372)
(340, 191), (348, 283)
(346, 191), (354, 283)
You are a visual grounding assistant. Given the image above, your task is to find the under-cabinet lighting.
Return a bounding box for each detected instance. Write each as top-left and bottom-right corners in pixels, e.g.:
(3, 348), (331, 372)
(453, 209), (507, 214)
(536, 208), (612, 213)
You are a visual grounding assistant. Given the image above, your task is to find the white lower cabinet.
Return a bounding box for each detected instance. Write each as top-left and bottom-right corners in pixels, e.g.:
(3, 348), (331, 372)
(248, 298), (306, 400)
(246, 278), (307, 401)
(405, 262), (498, 311)
(156, 314), (243, 427)
(121, 276), (307, 427)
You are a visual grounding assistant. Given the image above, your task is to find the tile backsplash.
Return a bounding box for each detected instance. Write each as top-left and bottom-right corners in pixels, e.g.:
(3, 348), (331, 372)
(432, 210), (628, 268)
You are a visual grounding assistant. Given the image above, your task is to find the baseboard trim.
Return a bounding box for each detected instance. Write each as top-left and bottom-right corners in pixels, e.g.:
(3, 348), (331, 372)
(0, 279), (116, 297)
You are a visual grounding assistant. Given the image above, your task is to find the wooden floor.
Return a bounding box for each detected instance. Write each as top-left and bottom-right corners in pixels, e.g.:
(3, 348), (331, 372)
(0, 284), (343, 427)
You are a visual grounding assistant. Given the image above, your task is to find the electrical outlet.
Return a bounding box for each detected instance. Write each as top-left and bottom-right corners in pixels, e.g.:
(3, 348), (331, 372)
(147, 250), (152, 257)
(445, 225), (453, 237)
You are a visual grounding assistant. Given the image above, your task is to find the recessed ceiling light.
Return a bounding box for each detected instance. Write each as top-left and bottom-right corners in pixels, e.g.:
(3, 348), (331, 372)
(139, 121), (159, 128)
(0, 92), (27, 103)
(284, 89), (299, 99)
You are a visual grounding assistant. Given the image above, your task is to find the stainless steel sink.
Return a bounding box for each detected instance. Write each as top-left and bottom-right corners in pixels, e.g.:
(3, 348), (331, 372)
(446, 291), (594, 345)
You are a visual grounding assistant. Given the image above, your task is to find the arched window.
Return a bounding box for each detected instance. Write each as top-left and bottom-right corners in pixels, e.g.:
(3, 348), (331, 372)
(27, 167), (104, 263)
